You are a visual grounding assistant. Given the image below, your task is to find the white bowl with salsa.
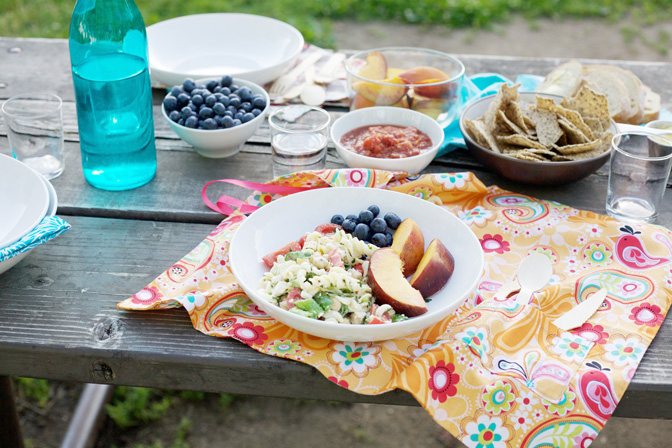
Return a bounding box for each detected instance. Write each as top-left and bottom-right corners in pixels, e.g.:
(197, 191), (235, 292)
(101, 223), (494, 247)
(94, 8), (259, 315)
(330, 107), (444, 174)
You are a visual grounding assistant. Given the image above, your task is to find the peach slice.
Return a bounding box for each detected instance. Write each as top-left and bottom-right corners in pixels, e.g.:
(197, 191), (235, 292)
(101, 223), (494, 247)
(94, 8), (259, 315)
(411, 97), (447, 120)
(390, 218), (425, 276)
(357, 51), (387, 81)
(409, 239), (455, 298)
(352, 76), (408, 106)
(367, 248), (428, 317)
(351, 93), (376, 110)
(386, 67), (405, 78)
(399, 66), (450, 84)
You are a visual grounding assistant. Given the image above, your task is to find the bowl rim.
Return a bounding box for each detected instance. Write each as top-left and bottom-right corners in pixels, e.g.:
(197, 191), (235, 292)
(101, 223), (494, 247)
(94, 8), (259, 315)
(459, 91), (614, 166)
(345, 46), (465, 87)
(147, 13), (304, 72)
(330, 107), (444, 163)
(161, 77), (270, 133)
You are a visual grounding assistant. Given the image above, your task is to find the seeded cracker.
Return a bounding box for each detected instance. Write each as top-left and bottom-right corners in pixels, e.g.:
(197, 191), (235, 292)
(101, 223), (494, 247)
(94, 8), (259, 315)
(465, 118), (501, 153)
(528, 109), (563, 147)
(497, 134), (547, 150)
(558, 117), (590, 145)
(536, 96), (594, 140)
(565, 85), (611, 131)
(495, 110), (525, 135)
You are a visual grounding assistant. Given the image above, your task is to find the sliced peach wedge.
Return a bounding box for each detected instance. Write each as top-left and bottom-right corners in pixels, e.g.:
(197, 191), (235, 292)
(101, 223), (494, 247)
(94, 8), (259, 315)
(357, 51), (387, 81)
(390, 218), (425, 276)
(367, 248), (428, 317)
(399, 66), (455, 99)
(352, 76), (408, 106)
(409, 239), (455, 298)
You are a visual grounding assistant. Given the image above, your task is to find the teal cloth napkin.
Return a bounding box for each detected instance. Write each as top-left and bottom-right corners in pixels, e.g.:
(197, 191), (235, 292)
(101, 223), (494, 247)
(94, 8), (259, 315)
(0, 216), (71, 262)
(438, 73), (543, 157)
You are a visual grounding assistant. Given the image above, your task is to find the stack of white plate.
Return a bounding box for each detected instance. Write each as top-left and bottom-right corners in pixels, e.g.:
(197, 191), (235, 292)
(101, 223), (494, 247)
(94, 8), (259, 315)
(0, 153), (58, 275)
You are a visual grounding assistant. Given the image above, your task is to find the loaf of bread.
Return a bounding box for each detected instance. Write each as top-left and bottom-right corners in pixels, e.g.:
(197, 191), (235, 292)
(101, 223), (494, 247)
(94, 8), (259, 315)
(535, 61), (659, 124)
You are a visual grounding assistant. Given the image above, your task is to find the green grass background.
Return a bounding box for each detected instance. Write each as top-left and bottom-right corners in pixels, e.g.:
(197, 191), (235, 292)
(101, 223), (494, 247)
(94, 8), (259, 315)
(0, 0), (669, 48)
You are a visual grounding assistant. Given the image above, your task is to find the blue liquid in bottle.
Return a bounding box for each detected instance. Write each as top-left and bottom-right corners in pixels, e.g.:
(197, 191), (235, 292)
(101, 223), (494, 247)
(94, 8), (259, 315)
(69, 0), (157, 191)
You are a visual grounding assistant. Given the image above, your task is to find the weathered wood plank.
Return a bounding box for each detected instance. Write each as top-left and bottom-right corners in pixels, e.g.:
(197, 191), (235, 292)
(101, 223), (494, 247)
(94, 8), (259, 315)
(0, 215), (670, 417)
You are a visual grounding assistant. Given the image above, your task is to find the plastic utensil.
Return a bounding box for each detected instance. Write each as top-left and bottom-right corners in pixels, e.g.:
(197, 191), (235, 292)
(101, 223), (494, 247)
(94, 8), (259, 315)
(514, 253), (553, 305)
(617, 123), (671, 135)
(552, 288), (608, 331)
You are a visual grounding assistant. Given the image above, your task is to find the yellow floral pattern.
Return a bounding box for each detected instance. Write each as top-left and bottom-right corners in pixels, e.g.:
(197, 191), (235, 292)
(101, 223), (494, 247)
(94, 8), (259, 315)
(119, 169), (672, 447)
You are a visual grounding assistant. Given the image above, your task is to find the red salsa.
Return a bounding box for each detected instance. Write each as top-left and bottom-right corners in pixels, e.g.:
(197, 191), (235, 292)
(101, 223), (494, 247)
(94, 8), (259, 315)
(340, 125), (433, 159)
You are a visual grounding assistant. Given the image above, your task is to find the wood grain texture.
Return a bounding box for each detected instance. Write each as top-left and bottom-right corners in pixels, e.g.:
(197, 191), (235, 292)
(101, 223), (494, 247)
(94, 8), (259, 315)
(0, 215), (670, 417)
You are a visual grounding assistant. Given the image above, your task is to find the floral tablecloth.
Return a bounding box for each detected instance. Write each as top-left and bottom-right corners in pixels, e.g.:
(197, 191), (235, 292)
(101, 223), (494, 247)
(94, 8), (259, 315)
(119, 169), (672, 448)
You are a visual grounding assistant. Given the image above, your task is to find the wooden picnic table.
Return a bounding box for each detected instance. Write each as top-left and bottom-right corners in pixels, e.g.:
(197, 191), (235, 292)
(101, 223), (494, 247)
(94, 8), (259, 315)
(1, 37), (672, 444)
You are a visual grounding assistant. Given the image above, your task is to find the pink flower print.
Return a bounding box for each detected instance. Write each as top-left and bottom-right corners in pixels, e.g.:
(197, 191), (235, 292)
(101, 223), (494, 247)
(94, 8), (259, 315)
(228, 322), (268, 346)
(344, 169), (368, 186)
(131, 286), (162, 305)
(429, 361), (460, 403)
(571, 323), (609, 344)
(328, 376), (349, 388)
(629, 303), (664, 327)
(479, 234), (510, 254)
(586, 224), (603, 238)
(574, 430), (596, 448)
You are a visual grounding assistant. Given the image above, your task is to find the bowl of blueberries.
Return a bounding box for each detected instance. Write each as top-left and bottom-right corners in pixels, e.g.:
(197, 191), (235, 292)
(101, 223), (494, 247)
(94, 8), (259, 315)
(162, 75), (270, 158)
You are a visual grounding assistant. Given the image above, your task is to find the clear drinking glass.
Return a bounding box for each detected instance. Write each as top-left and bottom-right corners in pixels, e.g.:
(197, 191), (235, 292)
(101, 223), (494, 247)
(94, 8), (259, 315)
(1, 93), (64, 180)
(268, 105), (330, 178)
(606, 132), (672, 223)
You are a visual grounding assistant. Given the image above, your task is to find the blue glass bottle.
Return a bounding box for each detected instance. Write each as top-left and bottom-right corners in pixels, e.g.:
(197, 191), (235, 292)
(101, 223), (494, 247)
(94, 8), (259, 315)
(69, 0), (157, 191)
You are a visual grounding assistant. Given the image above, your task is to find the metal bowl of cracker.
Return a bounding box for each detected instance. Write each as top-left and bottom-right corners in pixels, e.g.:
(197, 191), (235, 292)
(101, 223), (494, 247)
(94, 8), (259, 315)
(459, 84), (616, 185)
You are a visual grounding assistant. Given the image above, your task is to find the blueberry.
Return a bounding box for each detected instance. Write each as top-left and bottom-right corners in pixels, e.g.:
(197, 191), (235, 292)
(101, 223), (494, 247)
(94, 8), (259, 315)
(353, 223), (370, 241)
(177, 93), (190, 106)
(240, 102), (253, 112)
(185, 115), (198, 128)
(191, 94), (204, 107)
(180, 106), (193, 119)
(342, 219), (357, 233)
(206, 80), (220, 92)
(196, 84), (206, 90)
(229, 96), (241, 108)
(168, 110), (180, 122)
(241, 112), (255, 123)
(213, 103), (226, 116)
(170, 86), (184, 97)
(197, 119), (205, 128)
(226, 105), (238, 114)
(214, 115), (225, 127)
(199, 107), (214, 119)
(358, 210), (374, 224)
(163, 95), (178, 111)
(367, 205), (380, 217)
(224, 110), (234, 118)
(229, 84), (239, 92)
(252, 96), (266, 109)
(188, 103), (198, 112)
(232, 118), (242, 126)
(219, 96), (230, 107)
(371, 233), (387, 247)
(203, 118), (217, 130)
(220, 87), (231, 96)
(346, 214), (358, 222)
(201, 90), (212, 98)
(214, 93), (225, 102)
(177, 118), (185, 126)
(220, 75), (233, 87)
(182, 79), (196, 92)
(213, 86), (222, 93)
(223, 115), (235, 128)
(205, 95), (216, 107)
(238, 87), (253, 101)
(370, 217), (387, 234)
(385, 231), (393, 246)
(384, 212), (402, 229)
(331, 214), (345, 225)
(251, 108), (262, 117)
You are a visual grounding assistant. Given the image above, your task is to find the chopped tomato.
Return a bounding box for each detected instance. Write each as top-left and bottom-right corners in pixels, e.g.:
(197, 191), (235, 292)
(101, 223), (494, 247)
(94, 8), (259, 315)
(286, 288), (302, 309)
(352, 264), (364, 275)
(328, 248), (344, 269)
(314, 223), (342, 234)
(262, 241), (302, 268)
(298, 234), (307, 249)
(368, 316), (385, 324)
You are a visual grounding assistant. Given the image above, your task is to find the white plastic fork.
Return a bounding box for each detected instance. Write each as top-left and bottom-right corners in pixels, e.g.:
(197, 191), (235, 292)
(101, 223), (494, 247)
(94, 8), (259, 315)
(269, 52), (323, 97)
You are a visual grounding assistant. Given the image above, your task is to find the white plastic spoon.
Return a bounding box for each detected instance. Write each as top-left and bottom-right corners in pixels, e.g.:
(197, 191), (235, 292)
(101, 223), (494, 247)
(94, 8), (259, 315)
(514, 253), (553, 305)
(616, 123), (671, 136)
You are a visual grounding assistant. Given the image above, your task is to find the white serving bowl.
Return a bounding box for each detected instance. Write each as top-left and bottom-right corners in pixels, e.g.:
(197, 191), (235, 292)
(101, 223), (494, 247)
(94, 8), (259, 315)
(0, 154), (50, 248)
(0, 174), (57, 275)
(147, 13), (304, 87)
(330, 107), (444, 174)
(229, 187), (483, 342)
(162, 77), (270, 158)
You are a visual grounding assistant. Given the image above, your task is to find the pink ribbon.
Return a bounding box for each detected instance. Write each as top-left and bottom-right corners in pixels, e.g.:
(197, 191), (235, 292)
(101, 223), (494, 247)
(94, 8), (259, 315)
(202, 179), (324, 215)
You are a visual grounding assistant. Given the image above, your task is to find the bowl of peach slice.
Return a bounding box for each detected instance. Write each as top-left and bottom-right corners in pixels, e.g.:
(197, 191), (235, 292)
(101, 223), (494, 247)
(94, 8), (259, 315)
(345, 47), (465, 127)
(229, 187), (483, 342)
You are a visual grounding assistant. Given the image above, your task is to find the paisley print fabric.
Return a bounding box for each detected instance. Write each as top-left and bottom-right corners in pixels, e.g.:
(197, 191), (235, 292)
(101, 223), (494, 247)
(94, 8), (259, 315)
(119, 169), (671, 447)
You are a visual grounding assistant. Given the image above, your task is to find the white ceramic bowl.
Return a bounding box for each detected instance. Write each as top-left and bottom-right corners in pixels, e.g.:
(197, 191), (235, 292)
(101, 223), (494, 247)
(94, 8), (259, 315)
(0, 174), (57, 275)
(162, 78), (270, 158)
(0, 154), (49, 248)
(330, 107), (444, 174)
(148, 13), (304, 87)
(229, 187), (483, 342)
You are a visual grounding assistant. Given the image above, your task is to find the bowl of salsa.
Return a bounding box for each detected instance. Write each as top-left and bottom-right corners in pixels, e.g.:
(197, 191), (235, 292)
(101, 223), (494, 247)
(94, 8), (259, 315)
(330, 106), (444, 174)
